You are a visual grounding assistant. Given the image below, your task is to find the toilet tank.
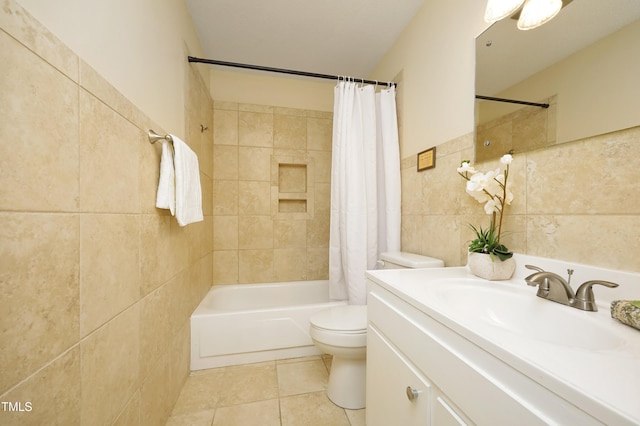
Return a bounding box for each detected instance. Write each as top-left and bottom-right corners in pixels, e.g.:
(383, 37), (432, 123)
(378, 251), (444, 269)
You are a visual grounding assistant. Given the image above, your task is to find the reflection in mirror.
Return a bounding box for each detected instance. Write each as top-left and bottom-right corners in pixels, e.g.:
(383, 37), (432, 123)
(475, 0), (640, 162)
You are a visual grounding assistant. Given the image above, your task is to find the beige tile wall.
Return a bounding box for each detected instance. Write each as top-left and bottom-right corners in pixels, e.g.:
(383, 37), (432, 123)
(0, 3), (213, 425)
(402, 125), (640, 273)
(213, 102), (332, 284)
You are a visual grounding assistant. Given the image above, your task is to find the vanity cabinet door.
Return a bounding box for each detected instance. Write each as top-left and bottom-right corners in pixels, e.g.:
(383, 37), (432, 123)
(366, 325), (430, 426)
(433, 393), (472, 426)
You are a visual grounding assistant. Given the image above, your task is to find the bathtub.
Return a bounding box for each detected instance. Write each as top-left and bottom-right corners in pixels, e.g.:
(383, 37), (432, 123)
(190, 280), (347, 370)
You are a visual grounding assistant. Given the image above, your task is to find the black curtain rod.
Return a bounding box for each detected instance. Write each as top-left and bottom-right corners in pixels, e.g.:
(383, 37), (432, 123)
(188, 56), (396, 87)
(476, 95), (549, 109)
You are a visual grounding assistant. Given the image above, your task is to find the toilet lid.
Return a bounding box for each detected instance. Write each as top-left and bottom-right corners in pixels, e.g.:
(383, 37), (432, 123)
(380, 251), (444, 268)
(310, 305), (367, 332)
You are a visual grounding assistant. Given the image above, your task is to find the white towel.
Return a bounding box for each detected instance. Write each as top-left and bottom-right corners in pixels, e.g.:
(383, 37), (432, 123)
(171, 134), (203, 226)
(155, 140), (175, 215)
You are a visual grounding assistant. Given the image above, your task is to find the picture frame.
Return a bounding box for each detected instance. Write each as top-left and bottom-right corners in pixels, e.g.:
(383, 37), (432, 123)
(417, 146), (436, 171)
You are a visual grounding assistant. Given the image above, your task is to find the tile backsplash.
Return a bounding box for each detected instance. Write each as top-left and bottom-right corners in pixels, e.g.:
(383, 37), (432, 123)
(402, 125), (640, 274)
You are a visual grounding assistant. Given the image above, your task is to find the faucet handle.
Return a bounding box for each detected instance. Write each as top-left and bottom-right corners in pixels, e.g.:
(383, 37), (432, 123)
(524, 265), (548, 292)
(525, 264), (545, 272)
(572, 280), (620, 312)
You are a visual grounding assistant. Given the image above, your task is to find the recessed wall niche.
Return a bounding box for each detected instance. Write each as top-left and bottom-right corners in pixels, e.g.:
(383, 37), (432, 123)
(271, 155), (315, 219)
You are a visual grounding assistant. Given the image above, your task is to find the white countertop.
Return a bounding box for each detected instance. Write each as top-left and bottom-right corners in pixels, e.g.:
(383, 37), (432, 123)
(366, 254), (640, 425)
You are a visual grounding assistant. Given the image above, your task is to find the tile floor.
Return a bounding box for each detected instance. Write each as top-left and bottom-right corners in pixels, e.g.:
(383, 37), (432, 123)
(166, 355), (366, 426)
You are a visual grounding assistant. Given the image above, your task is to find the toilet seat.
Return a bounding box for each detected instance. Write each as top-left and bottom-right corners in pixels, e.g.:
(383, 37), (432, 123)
(310, 305), (367, 332)
(310, 305), (367, 348)
(310, 326), (367, 348)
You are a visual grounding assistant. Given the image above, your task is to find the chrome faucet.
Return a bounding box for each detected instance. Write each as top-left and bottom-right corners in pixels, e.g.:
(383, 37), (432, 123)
(524, 265), (619, 311)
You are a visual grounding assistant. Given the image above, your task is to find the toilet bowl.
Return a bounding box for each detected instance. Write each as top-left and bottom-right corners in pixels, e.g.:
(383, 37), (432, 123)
(310, 251), (444, 409)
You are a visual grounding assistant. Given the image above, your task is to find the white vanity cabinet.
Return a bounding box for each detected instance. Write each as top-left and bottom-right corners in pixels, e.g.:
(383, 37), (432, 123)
(367, 324), (470, 425)
(366, 279), (605, 426)
(366, 325), (431, 425)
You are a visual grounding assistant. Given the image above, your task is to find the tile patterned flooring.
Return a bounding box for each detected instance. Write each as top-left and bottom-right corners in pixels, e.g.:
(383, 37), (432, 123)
(166, 355), (366, 426)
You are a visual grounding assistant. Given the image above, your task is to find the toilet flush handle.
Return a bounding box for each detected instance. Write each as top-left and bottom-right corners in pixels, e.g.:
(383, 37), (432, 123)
(376, 260), (385, 269)
(406, 386), (420, 401)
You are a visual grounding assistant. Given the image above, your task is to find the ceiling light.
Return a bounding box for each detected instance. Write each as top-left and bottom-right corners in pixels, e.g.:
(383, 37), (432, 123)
(484, 0), (525, 23)
(517, 0), (563, 30)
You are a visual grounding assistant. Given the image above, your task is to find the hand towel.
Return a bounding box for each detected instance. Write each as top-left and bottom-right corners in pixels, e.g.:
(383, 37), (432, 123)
(171, 134), (204, 226)
(611, 300), (640, 331)
(155, 140), (175, 215)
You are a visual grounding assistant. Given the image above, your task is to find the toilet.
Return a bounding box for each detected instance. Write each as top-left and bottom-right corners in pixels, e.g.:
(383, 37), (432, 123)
(309, 251), (444, 409)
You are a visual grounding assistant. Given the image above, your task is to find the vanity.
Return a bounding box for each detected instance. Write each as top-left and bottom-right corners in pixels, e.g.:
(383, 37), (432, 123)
(365, 254), (640, 425)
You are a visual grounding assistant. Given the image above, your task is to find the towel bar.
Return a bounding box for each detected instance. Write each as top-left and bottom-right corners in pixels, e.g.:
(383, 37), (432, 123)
(148, 129), (173, 144)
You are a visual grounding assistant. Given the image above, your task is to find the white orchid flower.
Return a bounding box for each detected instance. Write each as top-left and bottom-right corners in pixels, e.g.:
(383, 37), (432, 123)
(482, 169), (502, 196)
(466, 172), (486, 190)
(468, 171), (502, 199)
(500, 154), (513, 165)
(467, 188), (489, 203)
(457, 161), (476, 174)
(505, 189), (514, 205)
(457, 156), (514, 256)
(484, 199), (499, 215)
(465, 177), (490, 204)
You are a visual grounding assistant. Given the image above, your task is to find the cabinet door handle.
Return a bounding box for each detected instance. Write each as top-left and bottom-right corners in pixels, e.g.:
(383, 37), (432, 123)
(406, 386), (420, 401)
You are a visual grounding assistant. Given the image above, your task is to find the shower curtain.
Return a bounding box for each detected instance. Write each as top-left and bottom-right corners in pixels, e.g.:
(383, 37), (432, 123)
(329, 81), (401, 304)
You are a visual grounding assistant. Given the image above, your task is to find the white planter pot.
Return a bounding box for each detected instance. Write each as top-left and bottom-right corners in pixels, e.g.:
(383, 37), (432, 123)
(467, 251), (516, 281)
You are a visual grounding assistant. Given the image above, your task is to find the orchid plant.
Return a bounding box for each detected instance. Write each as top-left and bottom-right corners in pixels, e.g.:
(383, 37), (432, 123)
(457, 154), (514, 261)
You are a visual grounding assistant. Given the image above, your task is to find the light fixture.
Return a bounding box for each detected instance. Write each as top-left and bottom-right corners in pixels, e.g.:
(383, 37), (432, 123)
(517, 0), (563, 30)
(484, 0), (525, 23)
(484, 0), (569, 30)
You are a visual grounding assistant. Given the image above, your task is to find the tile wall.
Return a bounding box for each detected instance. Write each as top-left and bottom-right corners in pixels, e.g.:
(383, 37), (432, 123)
(402, 125), (640, 273)
(212, 102), (333, 285)
(0, 3), (213, 425)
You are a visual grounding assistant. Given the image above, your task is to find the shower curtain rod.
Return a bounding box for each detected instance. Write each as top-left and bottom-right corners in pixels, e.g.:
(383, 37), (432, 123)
(188, 56), (396, 87)
(475, 95), (549, 109)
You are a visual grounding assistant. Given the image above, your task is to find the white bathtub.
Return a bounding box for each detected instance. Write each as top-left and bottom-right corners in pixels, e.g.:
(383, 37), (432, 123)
(190, 280), (346, 370)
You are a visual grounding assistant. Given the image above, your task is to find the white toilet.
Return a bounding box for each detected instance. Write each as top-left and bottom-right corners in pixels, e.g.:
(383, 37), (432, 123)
(309, 251), (444, 409)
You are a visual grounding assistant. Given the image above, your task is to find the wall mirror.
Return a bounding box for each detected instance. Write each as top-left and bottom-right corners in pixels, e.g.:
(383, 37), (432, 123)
(474, 0), (640, 162)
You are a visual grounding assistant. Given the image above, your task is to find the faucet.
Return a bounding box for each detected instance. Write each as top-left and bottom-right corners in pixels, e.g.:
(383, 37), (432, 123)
(525, 265), (575, 305)
(524, 265), (619, 312)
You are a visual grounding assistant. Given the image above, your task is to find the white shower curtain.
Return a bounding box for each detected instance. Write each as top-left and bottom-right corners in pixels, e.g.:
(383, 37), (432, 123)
(329, 81), (401, 304)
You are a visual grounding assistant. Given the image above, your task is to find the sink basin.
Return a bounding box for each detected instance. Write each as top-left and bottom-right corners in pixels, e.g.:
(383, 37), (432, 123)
(426, 279), (626, 351)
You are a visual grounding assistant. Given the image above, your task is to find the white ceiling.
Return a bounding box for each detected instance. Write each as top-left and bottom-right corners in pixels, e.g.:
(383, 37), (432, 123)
(185, 0), (424, 79)
(186, 0), (640, 88)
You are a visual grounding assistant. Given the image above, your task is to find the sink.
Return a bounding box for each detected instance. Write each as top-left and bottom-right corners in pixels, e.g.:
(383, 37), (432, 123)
(426, 279), (626, 351)
(366, 262), (640, 425)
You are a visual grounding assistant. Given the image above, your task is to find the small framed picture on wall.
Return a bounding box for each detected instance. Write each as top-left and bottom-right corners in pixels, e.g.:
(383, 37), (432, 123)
(417, 147), (436, 171)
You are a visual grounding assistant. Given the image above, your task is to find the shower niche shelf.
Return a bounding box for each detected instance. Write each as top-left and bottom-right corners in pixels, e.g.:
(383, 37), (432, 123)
(271, 156), (315, 219)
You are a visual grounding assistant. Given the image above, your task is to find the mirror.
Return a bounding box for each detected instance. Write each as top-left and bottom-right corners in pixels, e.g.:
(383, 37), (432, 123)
(474, 0), (640, 162)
